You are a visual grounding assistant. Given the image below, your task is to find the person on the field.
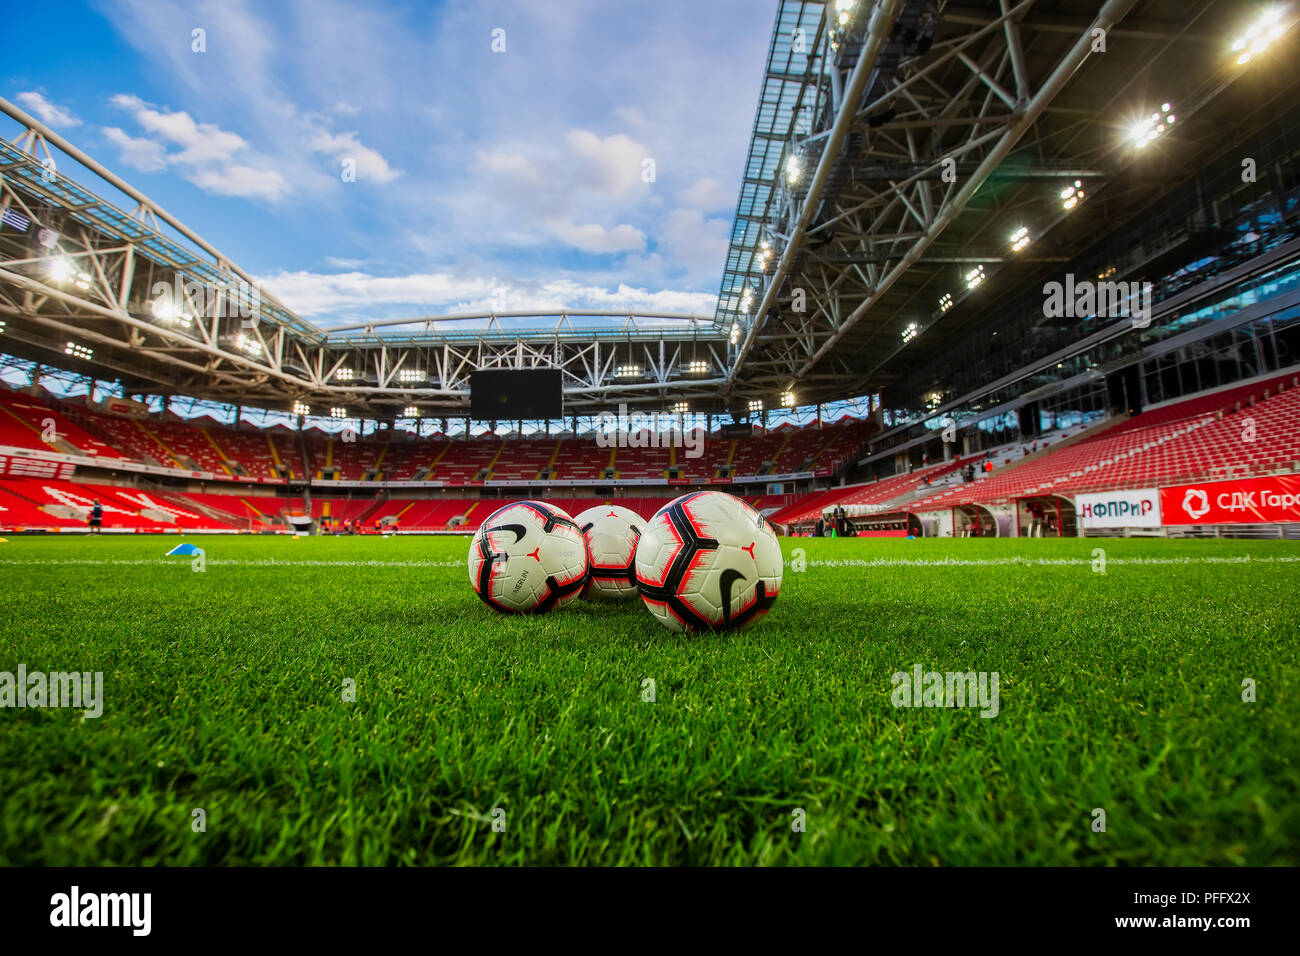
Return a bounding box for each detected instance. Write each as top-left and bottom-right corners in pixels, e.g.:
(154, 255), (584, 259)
(1028, 501), (1045, 538)
(814, 516), (825, 537)
(88, 500), (103, 535)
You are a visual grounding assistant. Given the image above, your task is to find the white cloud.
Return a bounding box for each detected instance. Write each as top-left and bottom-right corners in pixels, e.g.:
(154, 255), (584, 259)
(565, 129), (650, 200)
(101, 126), (167, 172)
(257, 268), (715, 324)
(103, 94), (290, 199)
(681, 177), (732, 212)
(15, 91), (81, 128)
(308, 129), (402, 184)
(548, 219), (645, 254)
(188, 164), (288, 202)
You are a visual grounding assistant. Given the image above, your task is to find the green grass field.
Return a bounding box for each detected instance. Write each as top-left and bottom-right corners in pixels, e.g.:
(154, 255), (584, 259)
(1, 533), (1297, 866)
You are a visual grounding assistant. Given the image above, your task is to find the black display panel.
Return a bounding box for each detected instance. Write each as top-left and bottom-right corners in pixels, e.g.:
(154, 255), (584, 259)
(469, 369), (563, 420)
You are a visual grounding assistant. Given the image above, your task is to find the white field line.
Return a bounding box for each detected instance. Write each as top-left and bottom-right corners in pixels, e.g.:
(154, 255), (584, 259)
(0, 558), (466, 568)
(796, 555), (1300, 568)
(0, 555), (1297, 570)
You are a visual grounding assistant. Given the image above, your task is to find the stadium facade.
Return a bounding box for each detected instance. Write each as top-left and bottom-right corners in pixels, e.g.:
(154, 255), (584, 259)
(0, 0), (1298, 539)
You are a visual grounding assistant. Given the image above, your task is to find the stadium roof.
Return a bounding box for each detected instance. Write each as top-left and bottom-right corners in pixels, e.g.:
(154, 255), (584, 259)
(1, 1), (1297, 422)
(719, 0), (1300, 410)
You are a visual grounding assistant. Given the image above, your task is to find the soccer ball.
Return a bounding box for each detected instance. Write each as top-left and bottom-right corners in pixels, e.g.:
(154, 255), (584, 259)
(634, 491), (782, 632)
(468, 500), (589, 613)
(574, 505), (644, 599)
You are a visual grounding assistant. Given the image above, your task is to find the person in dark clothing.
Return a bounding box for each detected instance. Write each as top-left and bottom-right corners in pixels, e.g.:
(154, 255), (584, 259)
(88, 500), (103, 535)
(833, 505), (846, 537)
(814, 517), (826, 537)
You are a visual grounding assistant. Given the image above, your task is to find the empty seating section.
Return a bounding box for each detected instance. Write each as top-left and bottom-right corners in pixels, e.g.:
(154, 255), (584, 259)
(911, 374), (1300, 510)
(0, 391), (124, 458)
(6, 374), (1291, 532)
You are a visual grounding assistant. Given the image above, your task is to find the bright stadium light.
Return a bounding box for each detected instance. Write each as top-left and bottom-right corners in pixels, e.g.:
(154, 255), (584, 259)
(964, 264), (986, 290)
(233, 333), (261, 356)
(748, 398), (764, 413)
(685, 360), (710, 374)
(1010, 226), (1031, 253)
(397, 369), (423, 382)
(292, 401), (310, 416)
(938, 292), (953, 313)
(150, 296), (192, 328)
(73, 269), (91, 290)
(65, 341), (93, 360)
(671, 401), (689, 414)
(780, 390), (796, 407)
(616, 364), (641, 378)
(784, 154), (802, 185)
(740, 285), (755, 312)
(403, 405), (420, 418)
(730, 322), (740, 345)
(330, 407), (347, 419)
(1130, 104), (1176, 148)
(902, 322), (919, 343)
(335, 368), (354, 381)
(1060, 179), (1085, 210)
(1232, 6), (1291, 64)
(48, 256), (73, 283)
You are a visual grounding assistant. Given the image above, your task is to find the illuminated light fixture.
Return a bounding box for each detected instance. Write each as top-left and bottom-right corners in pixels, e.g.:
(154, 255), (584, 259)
(1060, 179), (1085, 210)
(671, 401), (689, 414)
(48, 256), (73, 283)
(335, 368), (354, 381)
(748, 398), (764, 413)
(901, 322), (919, 343)
(0, 319), (6, 334)
(964, 264), (986, 290)
(65, 340), (93, 360)
(780, 390), (796, 408)
(1232, 6), (1290, 64)
(1010, 226), (1031, 253)
(397, 368), (423, 382)
(756, 240), (772, 270)
(740, 284), (755, 313)
(1130, 106), (1176, 148)
(924, 391), (944, 409)
(784, 154), (802, 185)
(616, 364), (641, 378)
(233, 333), (261, 356)
(403, 405), (420, 418)
(292, 401), (310, 416)
(330, 407), (348, 419)
(730, 322), (740, 345)
(150, 296), (192, 328)
(685, 360), (710, 374)
(73, 270), (92, 291)
(938, 293), (953, 313)
(1097, 265), (1117, 280)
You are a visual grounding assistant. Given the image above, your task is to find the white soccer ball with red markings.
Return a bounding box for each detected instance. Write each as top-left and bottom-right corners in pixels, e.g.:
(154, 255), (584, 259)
(574, 505), (643, 600)
(468, 500), (589, 613)
(634, 491), (782, 632)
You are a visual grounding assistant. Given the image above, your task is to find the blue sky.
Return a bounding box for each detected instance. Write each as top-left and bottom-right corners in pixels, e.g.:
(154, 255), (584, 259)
(0, 0), (771, 328)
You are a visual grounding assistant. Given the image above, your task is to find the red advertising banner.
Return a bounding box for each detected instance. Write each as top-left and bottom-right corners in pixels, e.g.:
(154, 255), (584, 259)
(1161, 474), (1300, 525)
